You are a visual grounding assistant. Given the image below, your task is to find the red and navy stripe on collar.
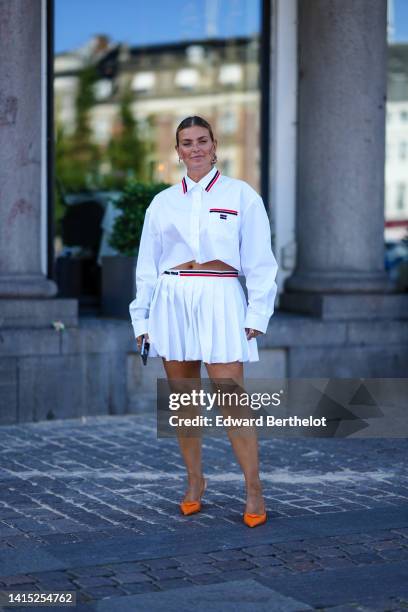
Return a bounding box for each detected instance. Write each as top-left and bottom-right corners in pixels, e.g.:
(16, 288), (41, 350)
(205, 169), (220, 191)
(181, 169), (221, 194)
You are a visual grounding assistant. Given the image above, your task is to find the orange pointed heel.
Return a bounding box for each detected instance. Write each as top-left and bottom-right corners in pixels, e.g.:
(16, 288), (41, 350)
(243, 512), (267, 528)
(180, 478), (207, 516)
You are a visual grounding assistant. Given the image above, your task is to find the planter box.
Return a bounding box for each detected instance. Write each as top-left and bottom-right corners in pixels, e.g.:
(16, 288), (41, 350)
(101, 254), (138, 318)
(56, 256), (101, 313)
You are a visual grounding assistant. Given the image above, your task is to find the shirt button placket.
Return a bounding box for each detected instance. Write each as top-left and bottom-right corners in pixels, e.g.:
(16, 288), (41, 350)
(190, 187), (202, 261)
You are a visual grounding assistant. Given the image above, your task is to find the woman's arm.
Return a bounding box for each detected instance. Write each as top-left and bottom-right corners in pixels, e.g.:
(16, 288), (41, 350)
(239, 195), (279, 334)
(129, 204), (162, 340)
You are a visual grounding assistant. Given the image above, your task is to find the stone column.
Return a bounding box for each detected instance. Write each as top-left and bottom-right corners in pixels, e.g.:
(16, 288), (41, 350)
(281, 0), (401, 317)
(0, 0), (56, 298)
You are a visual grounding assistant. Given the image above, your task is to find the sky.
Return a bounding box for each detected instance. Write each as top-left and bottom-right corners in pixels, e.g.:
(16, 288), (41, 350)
(55, 0), (408, 54)
(55, 0), (260, 53)
(390, 0), (408, 41)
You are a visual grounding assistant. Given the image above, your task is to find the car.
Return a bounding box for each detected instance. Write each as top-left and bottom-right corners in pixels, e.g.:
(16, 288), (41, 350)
(385, 237), (408, 290)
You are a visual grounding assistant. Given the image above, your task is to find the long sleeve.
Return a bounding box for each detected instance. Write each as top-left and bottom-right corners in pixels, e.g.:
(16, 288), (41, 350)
(129, 204), (162, 339)
(239, 196), (279, 334)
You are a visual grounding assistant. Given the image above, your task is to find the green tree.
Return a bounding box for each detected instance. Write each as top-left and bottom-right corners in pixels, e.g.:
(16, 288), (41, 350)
(54, 66), (156, 235)
(55, 64), (101, 189)
(106, 86), (149, 182)
(70, 64), (100, 180)
(54, 65), (102, 233)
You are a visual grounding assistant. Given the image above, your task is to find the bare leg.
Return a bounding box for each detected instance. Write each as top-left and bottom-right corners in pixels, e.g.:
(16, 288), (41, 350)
(204, 361), (265, 515)
(162, 358), (205, 502)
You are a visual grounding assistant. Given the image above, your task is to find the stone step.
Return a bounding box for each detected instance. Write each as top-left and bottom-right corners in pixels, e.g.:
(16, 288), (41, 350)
(279, 293), (408, 320)
(0, 298), (78, 329)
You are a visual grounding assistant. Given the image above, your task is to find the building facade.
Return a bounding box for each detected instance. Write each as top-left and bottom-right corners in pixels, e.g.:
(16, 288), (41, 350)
(54, 35), (261, 189)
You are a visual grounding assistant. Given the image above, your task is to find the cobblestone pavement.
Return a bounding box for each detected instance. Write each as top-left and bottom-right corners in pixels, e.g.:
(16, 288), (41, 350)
(0, 414), (407, 611)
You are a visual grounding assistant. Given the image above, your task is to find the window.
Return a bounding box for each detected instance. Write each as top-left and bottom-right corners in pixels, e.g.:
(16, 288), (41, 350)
(396, 183), (406, 211)
(94, 79), (112, 100)
(219, 110), (237, 134)
(220, 159), (233, 175)
(387, 34), (408, 240)
(175, 69), (199, 90)
(91, 116), (111, 143)
(219, 64), (242, 86)
(54, 0), (264, 313)
(186, 45), (205, 65)
(131, 72), (155, 92)
(54, 0), (262, 195)
(137, 117), (151, 139)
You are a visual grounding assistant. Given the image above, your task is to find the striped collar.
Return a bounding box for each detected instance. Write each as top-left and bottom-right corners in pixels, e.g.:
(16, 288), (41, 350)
(181, 166), (221, 194)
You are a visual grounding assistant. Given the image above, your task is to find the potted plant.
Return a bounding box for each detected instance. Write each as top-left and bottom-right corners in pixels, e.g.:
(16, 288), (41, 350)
(101, 181), (169, 317)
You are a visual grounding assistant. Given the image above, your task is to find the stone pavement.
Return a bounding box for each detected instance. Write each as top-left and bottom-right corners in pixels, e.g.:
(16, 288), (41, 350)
(0, 414), (407, 611)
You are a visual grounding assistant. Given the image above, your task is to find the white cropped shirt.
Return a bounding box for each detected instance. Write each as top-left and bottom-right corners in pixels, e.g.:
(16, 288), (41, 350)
(129, 166), (279, 338)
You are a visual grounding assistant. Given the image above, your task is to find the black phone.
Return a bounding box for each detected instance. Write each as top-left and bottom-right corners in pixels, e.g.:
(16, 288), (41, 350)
(141, 336), (150, 365)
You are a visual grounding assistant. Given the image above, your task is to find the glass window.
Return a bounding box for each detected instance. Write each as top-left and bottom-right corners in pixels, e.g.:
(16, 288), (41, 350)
(219, 110), (237, 134)
(219, 64), (242, 85)
(131, 72), (155, 92)
(396, 183), (406, 211)
(386, 6), (408, 243)
(91, 116), (111, 143)
(220, 158), (233, 175)
(186, 45), (205, 65)
(54, 0), (263, 309)
(55, 0), (262, 189)
(94, 79), (113, 100)
(174, 68), (199, 89)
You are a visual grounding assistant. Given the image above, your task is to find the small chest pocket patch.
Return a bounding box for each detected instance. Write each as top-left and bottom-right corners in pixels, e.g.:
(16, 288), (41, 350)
(209, 208), (239, 236)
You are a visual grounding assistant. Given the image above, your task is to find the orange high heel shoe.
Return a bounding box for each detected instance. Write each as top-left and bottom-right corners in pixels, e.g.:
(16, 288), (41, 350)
(243, 511), (267, 528)
(180, 477), (207, 516)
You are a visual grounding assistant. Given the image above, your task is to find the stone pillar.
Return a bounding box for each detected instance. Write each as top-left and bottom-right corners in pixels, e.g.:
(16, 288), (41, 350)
(0, 0), (77, 328)
(0, 0), (56, 298)
(280, 0), (404, 317)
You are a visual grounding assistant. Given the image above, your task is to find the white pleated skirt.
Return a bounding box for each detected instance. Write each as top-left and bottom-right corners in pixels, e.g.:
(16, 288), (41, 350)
(146, 270), (259, 363)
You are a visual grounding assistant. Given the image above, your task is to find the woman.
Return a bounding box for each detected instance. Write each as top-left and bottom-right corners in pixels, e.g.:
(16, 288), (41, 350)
(129, 116), (278, 527)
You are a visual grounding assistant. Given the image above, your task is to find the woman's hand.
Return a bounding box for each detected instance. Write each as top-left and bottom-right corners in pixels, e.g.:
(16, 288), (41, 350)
(136, 333), (150, 351)
(245, 328), (262, 340)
